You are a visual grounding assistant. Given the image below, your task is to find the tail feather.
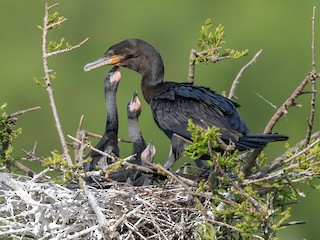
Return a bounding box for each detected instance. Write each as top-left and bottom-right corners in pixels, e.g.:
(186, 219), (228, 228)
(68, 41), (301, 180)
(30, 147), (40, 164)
(236, 133), (288, 150)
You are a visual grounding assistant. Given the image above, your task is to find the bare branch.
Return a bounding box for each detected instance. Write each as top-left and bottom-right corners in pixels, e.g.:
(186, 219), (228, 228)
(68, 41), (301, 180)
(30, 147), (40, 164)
(243, 7), (320, 177)
(187, 47), (222, 84)
(188, 49), (197, 83)
(73, 115), (86, 164)
(144, 161), (205, 211)
(6, 106), (41, 119)
(78, 177), (110, 237)
(228, 49), (263, 100)
(312, 7), (317, 72)
(242, 71), (318, 177)
(13, 159), (35, 177)
(304, 6), (317, 147)
(85, 130), (131, 143)
(254, 130), (320, 178)
(47, 2), (59, 10)
(41, 3), (73, 166)
(68, 134), (117, 163)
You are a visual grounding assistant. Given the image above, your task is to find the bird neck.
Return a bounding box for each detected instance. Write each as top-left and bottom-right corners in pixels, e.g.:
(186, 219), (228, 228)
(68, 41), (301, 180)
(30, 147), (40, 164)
(139, 55), (168, 104)
(128, 117), (146, 157)
(132, 46), (165, 104)
(105, 90), (118, 133)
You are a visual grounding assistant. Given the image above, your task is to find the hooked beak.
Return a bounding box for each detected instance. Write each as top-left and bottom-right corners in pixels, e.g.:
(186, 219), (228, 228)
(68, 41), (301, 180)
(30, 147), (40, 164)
(129, 91), (141, 112)
(84, 55), (123, 72)
(147, 140), (156, 162)
(132, 91), (139, 103)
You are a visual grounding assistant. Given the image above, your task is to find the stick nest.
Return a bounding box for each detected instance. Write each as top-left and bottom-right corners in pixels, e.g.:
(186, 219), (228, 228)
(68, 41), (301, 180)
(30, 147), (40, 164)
(0, 173), (209, 239)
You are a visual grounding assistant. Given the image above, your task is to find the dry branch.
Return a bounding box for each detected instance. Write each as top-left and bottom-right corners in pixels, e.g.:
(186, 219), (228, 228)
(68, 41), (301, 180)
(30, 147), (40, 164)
(254, 130), (320, 178)
(40, 3), (89, 167)
(228, 49), (263, 100)
(6, 106), (41, 120)
(305, 6), (317, 146)
(242, 10), (320, 177)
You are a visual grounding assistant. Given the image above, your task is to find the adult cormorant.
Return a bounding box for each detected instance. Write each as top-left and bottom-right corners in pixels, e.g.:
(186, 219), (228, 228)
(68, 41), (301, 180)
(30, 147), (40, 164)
(84, 66), (120, 172)
(84, 39), (288, 169)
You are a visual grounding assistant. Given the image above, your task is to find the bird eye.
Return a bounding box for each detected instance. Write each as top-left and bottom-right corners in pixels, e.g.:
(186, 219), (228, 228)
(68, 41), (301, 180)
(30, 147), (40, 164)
(105, 50), (114, 57)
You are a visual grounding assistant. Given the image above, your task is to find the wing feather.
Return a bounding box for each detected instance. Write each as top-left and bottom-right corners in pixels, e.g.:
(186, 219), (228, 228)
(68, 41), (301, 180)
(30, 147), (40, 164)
(150, 83), (249, 143)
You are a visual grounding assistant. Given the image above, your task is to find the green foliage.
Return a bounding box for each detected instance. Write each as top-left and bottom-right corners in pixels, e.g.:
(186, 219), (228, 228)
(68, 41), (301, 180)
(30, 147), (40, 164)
(105, 159), (123, 176)
(184, 118), (320, 239)
(194, 222), (216, 240)
(47, 11), (66, 28)
(48, 38), (71, 53)
(34, 72), (56, 87)
(0, 103), (22, 170)
(193, 18), (248, 64)
(42, 150), (82, 185)
(37, 11), (66, 30)
(184, 119), (221, 160)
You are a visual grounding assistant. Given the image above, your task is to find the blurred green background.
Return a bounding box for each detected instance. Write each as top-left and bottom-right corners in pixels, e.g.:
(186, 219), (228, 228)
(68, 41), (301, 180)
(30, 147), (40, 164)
(1, 0), (319, 239)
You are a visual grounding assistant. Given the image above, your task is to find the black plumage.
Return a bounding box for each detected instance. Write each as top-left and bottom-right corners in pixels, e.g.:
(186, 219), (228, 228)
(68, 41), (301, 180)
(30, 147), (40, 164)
(109, 92), (154, 185)
(84, 38), (288, 169)
(84, 66), (120, 172)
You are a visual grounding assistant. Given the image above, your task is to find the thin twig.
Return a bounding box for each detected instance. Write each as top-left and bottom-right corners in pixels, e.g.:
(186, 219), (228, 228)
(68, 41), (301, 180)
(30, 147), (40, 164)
(47, 2), (59, 10)
(13, 159), (35, 177)
(246, 139), (320, 184)
(254, 130), (320, 178)
(243, 7), (320, 177)
(6, 106), (41, 119)
(228, 49), (263, 100)
(304, 6), (317, 147)
(187, 47), (222, 83)
(78, 177), (110, 237)
(85, 130), (131, 143)
(47, 18), (67, 30)
(41, 3), (72, 166)
(73, 116), (86, 164)
(151, 163), (205, 211)
(68, 134), (117, 163)
(210, 148), (264, 213)
(110, 205), (143, 232)
(46, 37), (89, 58)
(188, 49), (197, 83)
(242, 72), (318, 177)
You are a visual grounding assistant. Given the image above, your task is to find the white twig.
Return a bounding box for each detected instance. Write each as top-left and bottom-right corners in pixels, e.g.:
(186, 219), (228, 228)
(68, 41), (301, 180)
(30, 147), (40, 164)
(78, 177), (110, 236)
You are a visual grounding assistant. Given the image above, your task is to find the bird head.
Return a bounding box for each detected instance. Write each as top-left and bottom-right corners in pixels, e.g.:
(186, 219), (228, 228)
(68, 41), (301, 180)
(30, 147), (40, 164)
(127, 91), (142, 119)
(105, 66), (121, 84)
(84, 39), (163, 79)
(141, 140), (156, 164)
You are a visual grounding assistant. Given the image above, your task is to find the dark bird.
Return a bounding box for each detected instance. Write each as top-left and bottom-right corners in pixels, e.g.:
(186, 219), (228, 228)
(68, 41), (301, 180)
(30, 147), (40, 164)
(84, 66), (120, 172)
(127, 91), (146, 163)
(138, 140), (156, 185)
(84, 39), (288, 169)
(109, 92), (154, 185)
(127, 93), (155, 185)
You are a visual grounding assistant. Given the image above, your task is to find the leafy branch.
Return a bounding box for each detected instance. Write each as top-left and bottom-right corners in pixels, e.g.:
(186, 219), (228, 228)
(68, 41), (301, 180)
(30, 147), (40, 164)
(0, 104), (40, 173)
(39, 3), (89, 167)
(184, 117), (320, 239)
(188, 18), (248, 83)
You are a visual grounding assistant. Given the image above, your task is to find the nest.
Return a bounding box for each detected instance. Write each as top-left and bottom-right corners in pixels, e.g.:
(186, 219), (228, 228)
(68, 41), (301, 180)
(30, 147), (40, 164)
(0, 173), (211, 240)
